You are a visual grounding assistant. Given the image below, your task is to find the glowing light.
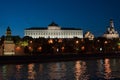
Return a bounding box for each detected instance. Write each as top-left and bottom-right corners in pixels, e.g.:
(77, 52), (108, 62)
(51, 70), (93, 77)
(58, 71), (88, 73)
(38, 46), (42, 51)
(97, 40), (100, 42)
(81, 46), (85, 50)
(30, 40), (32, 43)
(118, 46), (120, 49)
(48, 39), (53, 44)
(61, 46), (64, 50)
(56, 48), (59, 52)
(28, 46), (33, 51)
(104, 41), (108, 44)
(16, 46), (21, 50)
(76, 40), (79, 44)
(100, 48), (102, 51)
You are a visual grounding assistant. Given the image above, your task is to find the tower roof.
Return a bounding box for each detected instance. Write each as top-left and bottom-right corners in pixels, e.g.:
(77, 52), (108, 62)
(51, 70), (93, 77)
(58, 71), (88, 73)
(7, 26), (11, 31)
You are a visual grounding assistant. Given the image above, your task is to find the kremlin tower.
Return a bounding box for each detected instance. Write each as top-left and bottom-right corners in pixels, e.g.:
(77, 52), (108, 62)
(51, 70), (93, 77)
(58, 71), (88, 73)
(3, 26), (15, 55)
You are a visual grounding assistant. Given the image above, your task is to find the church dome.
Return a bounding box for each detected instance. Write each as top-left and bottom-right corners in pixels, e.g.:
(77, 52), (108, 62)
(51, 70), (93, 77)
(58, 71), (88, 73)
(48, 22), (59, 26)
(48, 22), (61, 30)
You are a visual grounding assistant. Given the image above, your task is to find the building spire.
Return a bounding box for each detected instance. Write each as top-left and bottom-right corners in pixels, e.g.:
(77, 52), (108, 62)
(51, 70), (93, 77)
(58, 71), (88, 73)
(6, 26), (11, 36)
(110, 19), (114, 28)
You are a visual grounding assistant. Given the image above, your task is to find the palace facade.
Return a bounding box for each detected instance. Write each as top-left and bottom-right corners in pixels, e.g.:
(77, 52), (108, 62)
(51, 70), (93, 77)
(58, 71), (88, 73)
(24, 22), (83, 38)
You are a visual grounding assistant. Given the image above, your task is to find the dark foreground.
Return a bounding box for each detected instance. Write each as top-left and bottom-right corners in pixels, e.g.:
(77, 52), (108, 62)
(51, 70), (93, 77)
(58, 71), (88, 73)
(0, 53), (120, 64)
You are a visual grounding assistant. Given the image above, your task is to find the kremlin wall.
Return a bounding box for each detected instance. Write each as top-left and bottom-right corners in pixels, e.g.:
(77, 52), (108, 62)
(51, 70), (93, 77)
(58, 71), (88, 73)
(0, 19), (120, 56)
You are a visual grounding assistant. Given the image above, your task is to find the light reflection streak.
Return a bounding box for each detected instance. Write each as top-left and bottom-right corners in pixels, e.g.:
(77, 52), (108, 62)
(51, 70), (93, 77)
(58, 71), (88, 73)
(0, 58), (120, 79)
(28, 63), (36, 80)
(104, 58), (112, 79)
(14, 64), (24, 79)
(74, 61), (89, 80)
(74, 61), (82, 80)
(2, 65), (7, 80)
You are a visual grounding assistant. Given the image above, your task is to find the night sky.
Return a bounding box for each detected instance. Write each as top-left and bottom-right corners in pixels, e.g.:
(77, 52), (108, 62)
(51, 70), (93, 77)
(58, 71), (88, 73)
(0, 0), (120, 37)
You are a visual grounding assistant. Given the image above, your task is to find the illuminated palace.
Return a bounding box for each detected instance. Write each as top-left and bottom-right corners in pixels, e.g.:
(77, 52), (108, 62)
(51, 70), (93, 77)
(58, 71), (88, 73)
(103, 19), (119, 39)
(24, 22), (83, 38)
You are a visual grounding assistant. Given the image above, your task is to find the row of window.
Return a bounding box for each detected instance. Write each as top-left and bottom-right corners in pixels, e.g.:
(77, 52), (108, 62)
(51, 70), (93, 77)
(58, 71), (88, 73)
(25, 32), (82, 36)
(31, 35), (83, 38)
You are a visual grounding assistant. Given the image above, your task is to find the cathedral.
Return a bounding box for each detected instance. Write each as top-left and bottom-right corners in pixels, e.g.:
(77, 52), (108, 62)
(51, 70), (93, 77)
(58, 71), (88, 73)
(103, 19), (119, 39)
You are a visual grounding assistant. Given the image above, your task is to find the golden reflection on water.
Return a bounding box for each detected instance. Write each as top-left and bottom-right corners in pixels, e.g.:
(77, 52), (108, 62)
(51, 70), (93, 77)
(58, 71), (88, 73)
(74, 61), (89, 80)
(97, 58), (112, 79)
(28, 63), (36, 80)
(74, 61), (82, 80)
(104, 58), (112, 79)
(0, 58), (120, 79)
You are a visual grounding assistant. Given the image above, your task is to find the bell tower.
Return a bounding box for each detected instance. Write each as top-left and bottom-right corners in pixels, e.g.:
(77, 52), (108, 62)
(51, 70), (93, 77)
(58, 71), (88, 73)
(3, 26), (15, 55)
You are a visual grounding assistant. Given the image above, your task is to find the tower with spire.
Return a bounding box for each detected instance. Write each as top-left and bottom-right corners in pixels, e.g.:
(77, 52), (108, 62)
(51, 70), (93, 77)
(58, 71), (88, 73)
(3, 26), (15, 55)
(103, 19), (119, 39)
(6, 26), (11, 36)
(5, 26), (12, 41)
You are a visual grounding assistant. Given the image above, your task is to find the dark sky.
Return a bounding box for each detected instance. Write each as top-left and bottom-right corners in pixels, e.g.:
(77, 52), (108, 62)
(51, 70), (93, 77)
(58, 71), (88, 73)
(0, 0), (120, 37)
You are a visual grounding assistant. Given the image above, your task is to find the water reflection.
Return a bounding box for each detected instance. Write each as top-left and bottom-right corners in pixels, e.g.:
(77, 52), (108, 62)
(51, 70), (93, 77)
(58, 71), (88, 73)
(104, 58), (112, 79)
(15, 65), (22, 79)
(28, 63), (36, 80)
(97, 59), (104, 78)
(2, 65), (7, 80)
(48, 63), (66, 80)
(97, 58), (120, 79)
(2, 65), (15, 80)
(0, 58), (120, 79)
(74, 61), (89, 80)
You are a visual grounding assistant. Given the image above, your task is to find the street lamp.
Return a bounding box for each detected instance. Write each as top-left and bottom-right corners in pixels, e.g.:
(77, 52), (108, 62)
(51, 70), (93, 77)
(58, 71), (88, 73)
(76, 40), (79, 44)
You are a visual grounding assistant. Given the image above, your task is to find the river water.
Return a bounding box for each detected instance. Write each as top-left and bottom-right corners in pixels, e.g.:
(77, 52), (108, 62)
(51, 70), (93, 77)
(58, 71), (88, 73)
(0, 58), (120, 80)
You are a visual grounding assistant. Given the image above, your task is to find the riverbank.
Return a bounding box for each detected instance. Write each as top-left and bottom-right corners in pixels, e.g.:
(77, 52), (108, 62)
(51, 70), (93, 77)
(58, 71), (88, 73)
(0, 52), (120, 64)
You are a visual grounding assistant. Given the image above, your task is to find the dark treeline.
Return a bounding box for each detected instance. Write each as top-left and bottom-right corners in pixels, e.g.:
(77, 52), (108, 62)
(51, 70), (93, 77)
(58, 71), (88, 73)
(0, 36), (120, 55)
